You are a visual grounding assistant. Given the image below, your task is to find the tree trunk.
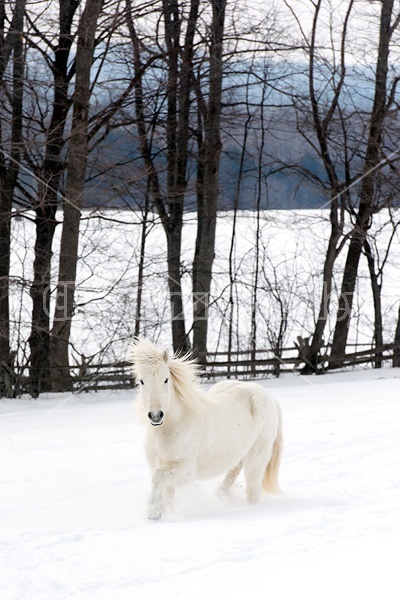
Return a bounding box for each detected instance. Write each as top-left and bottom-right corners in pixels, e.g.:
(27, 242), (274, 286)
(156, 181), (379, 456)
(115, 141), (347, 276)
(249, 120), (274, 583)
(393, 305), (400, 368)
(226, 112), (251, 370)
(330, 229), (365, 364)
(134, 191), (150, 338)
(192, 196), (217, 356)
(305, 214), (342, 372)
(0, 0), (25, 397)
(192, 0), (226, 357)
(364, 238), (383, 368)
(251, 77), (268, 364)
(0, 184), (12, 396)
(162, 0), (191, 353)
(51, 0), (104, 391)
(28, 0), (78, 394)
(166, 222), (190, 351)
(29, 205), (58, 394)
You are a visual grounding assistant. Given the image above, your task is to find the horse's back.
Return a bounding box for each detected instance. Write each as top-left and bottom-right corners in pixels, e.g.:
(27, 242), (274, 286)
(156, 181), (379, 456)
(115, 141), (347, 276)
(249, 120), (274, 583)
(208, 379), (281, 446)
(208, 379), (278, 414)
(208, 379), (242, 397)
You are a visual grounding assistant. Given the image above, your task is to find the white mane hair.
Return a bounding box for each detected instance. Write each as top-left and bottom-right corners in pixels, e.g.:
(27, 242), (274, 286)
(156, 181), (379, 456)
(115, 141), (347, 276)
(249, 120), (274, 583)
(127, 337), (201, 407)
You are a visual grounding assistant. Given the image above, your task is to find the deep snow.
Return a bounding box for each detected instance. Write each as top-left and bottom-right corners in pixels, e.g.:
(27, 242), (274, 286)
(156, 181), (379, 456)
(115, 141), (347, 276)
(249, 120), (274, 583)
(1, 368), (400, 599)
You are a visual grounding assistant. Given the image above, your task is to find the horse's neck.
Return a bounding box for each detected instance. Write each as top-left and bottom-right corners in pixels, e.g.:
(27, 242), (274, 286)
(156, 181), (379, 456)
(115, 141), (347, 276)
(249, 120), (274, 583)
(168, 385), (201, 424)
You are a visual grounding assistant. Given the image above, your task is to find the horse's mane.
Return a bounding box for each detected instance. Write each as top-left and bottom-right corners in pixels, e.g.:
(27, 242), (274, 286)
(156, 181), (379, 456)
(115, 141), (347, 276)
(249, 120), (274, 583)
(168, 353), (201, 407)
(127, 338), (202, 408)
(128, 337), (169, 377)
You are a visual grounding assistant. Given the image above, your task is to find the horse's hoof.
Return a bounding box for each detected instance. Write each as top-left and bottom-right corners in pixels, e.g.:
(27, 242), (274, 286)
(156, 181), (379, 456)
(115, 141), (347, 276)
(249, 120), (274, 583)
(147, 508), (162, 520)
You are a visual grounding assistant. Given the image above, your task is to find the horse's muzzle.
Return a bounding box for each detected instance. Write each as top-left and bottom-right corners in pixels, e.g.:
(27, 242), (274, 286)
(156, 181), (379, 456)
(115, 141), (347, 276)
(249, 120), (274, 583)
(148, 410), (164, 426)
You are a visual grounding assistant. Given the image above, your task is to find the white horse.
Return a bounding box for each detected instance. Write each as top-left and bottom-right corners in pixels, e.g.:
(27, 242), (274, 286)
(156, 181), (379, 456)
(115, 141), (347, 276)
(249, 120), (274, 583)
(128, 338), (283, 520)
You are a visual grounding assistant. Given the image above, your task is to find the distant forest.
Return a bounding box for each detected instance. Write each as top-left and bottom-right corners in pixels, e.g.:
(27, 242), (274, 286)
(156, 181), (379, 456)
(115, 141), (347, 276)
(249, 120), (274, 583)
(83, 117), (326, 211)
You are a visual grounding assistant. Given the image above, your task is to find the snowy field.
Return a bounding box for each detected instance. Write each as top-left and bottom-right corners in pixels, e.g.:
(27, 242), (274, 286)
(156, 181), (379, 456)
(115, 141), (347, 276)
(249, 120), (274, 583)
(1, 368), (400, 600)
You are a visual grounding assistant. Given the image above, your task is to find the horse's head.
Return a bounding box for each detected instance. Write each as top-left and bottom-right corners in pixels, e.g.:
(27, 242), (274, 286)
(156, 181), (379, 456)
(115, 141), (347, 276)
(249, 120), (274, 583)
(129, 339), (172, 427)
(138, 359), (171, 427)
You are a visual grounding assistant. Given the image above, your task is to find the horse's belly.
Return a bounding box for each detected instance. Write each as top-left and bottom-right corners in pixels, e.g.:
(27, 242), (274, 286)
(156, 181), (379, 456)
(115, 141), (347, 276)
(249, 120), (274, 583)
(196, 456), (240, 479)
(195, 421), (256, 479)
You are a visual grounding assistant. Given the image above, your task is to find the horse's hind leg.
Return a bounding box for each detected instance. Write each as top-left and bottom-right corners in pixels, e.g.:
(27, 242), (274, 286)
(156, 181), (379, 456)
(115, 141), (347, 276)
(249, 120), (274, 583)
(243, 437), (273, 504)
(165, 485), (175, 511)
(218, 461), (243, 496)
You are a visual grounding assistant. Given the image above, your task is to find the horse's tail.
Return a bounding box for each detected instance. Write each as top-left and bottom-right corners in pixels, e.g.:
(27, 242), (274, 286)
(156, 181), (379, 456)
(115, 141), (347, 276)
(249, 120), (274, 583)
(263, 403), (283, 495)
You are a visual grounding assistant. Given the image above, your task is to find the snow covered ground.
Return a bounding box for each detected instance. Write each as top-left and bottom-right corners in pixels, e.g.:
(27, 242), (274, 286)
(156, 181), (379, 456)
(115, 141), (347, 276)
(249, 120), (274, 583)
(1, 368), (400, 600)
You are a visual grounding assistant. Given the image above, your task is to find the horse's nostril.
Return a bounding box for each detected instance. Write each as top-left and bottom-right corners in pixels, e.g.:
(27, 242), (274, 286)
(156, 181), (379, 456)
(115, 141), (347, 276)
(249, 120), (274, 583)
(148, 410), (164, 423)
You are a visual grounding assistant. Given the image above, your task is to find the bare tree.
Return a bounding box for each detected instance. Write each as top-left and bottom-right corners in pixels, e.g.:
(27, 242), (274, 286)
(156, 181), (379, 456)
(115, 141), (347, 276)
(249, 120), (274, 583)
(126, 0), (204, 353)
(192, 0), (227, 357)
(50, 0), (105, 391)
(0, 0), (25, 397)
(282, 0), (355, 371)
(28, 0), (79, 394)
(134, 186), (151, 338)
(393, 305), (400, 367)
(250, 72), (269, 362)
(330, 0), (400, 364)
(225, 89), (254, 366)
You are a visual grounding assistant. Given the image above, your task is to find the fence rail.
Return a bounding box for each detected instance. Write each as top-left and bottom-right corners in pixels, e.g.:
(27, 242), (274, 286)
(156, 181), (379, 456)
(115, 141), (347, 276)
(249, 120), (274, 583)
(197, 342), (399, 380)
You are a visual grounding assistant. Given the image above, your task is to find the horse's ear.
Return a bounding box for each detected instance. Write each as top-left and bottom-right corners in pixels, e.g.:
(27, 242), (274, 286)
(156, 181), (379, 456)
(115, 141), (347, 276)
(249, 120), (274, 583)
(162, 349), (169, 363)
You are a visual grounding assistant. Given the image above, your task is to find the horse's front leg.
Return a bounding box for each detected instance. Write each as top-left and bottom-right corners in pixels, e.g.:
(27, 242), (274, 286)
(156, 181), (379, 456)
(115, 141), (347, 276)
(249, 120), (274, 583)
(147, 461), (192, 520)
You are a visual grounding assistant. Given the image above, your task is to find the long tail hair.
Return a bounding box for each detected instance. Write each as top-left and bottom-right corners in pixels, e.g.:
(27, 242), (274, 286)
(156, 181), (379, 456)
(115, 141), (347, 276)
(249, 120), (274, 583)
(263, 403), (283, 494)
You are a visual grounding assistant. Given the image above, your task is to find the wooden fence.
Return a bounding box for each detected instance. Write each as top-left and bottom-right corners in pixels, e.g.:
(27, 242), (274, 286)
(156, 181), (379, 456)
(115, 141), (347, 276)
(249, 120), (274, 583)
(7, 342), (399, 396)
(60, 342), (400, 392)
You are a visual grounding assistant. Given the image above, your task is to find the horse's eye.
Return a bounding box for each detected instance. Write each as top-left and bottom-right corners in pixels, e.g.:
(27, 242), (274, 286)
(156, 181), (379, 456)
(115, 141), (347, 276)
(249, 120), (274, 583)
(140, 379), (144, 385)
(164, 378), (169, 384)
